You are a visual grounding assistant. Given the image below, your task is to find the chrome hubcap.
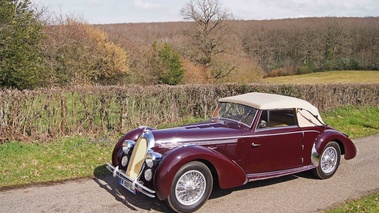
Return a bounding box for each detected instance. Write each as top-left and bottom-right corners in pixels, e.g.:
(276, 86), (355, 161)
(321, 147), (338, 174)
(175, 170), (206, 206)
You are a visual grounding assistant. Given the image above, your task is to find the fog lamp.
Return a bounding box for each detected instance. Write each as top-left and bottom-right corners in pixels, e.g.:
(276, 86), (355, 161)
(121, 156), (128, 167)
(144, 169), (153, 181)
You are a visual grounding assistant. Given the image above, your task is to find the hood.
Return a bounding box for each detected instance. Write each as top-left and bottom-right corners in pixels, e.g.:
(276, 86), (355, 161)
(151, 119), (244, 149)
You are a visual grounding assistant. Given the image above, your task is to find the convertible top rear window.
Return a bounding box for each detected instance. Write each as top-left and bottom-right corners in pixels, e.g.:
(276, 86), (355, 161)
(213, 102), (257, 127)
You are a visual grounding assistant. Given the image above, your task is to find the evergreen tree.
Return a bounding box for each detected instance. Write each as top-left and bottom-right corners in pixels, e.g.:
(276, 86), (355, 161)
(151, 42), (185, 85)
(0, 0), (46, 89)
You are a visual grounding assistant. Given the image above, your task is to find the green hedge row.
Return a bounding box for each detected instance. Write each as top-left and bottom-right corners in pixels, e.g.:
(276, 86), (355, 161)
(1, 83), (378, 142)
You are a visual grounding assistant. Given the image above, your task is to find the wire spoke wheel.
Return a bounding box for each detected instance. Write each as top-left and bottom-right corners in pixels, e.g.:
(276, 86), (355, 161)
(168, 161), (213, 213)
(313, 141), (341, 179)
(175, 170), (206, 205)
(321, 147), (338, 174)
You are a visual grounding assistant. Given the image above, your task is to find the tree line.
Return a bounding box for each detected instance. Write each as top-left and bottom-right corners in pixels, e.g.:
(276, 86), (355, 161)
(100, 17), (379, 81)
(240, 17), (379, 76)
(2, 83), (378, 141)
(1, 0), (378, 90)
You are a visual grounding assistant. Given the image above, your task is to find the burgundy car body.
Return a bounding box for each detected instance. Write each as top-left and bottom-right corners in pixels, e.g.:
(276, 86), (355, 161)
(106, 92), (357, 212)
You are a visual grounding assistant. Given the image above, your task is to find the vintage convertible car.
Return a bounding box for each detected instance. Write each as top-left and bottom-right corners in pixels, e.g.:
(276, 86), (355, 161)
(106, 92), (357, 213)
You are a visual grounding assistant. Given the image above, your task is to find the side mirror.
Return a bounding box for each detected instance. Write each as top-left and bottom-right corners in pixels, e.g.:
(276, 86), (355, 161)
(259, 120), (267, 128)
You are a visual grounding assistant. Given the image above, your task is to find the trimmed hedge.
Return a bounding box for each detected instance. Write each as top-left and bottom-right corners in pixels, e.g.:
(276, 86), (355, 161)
(1, 83), (378, 141)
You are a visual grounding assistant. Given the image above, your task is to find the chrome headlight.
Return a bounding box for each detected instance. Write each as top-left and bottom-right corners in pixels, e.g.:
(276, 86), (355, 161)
(145, 159), (154, 168)
(145, 150), (162, 168)
(122, 140), (135, 154)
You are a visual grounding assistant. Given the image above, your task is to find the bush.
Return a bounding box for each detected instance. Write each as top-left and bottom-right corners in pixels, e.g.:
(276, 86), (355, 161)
(43, 19), (129, 86)
(0, 83), (378, 142)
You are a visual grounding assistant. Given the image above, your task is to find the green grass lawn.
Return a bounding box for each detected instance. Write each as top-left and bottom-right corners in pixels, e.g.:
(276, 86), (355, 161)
(262, 70), (379, 84)
(327, 191), (379, 213)
(0, 137), (114, 189)
(322, 106), (379, 138)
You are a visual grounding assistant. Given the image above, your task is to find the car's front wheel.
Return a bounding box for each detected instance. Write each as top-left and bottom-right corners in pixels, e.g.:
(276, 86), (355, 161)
(167, 161), (213, 213)
(313, 141), (341, 179)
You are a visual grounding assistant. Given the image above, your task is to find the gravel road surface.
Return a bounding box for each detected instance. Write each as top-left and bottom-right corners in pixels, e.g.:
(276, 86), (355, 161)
(1, 135), (378, 213)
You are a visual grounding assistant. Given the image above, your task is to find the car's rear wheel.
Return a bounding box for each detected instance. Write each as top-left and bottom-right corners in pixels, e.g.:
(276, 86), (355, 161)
(167, 161), (213, 213)
(313, 141), (341, 179)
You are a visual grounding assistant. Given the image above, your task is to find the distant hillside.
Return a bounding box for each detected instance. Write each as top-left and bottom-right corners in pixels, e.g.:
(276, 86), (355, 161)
(96, 17), (379, 83)
(262, 70), (379, 84)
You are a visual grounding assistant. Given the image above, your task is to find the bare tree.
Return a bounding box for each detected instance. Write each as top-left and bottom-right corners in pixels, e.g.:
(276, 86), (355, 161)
(181, 0), (236, 80)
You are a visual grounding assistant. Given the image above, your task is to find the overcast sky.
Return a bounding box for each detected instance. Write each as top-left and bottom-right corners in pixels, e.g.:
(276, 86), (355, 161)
(31, 0), (379, 24)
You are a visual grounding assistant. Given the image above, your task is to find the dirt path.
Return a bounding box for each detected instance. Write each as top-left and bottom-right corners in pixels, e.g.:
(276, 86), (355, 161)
(1, 135), (378, 213)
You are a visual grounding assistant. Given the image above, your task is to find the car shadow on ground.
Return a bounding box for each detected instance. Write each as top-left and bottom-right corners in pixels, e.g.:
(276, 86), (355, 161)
(93, 165), (173, 212)
(209, 170), (317, 199)
(93, 165), (317, 212)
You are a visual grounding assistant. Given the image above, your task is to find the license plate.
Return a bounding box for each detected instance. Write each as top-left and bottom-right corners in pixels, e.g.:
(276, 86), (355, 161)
(119, 178), (136, 194)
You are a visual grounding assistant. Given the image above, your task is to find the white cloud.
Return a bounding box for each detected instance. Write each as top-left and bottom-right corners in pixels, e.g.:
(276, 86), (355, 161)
(133, 0), (163, 10)
(88, 0), (102, 5)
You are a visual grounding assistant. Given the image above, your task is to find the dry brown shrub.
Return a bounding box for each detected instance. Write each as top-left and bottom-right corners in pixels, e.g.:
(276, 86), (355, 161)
(217, 56), (265, 83)
(183, 59), (209, 84)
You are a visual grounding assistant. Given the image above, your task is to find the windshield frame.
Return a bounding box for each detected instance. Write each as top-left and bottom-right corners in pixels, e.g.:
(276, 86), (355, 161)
(212, 102), (258, 128)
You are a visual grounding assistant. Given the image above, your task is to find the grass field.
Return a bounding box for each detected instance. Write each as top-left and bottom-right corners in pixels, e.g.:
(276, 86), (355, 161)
(327, 191), (379, 213)
(262, 70), (379, 84)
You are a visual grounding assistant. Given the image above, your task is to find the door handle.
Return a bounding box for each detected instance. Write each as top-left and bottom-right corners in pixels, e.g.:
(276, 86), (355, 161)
(251, 143), (261, 148)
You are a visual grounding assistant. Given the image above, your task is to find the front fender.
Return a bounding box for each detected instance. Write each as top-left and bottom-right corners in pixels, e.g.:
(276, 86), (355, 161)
(154, 145), (247, 201)
(312, 129), (357, 165)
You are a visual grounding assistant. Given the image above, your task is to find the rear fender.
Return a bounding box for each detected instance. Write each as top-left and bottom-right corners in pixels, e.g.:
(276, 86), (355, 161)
(154, 145), (247, 201)
(312, 129), (357, 166)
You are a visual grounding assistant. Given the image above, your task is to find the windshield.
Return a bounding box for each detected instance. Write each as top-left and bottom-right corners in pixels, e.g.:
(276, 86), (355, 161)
(212, 102), (257, 127)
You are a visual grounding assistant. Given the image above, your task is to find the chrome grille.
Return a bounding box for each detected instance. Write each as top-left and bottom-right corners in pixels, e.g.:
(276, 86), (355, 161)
(126, 136), (148, 180)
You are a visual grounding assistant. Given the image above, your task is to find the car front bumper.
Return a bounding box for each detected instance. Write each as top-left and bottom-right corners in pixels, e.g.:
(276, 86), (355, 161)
(106, 162), (156, 198)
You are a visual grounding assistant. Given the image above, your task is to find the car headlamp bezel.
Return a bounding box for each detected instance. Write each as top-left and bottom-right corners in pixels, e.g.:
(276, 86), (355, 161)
(122, 140), (135, 155)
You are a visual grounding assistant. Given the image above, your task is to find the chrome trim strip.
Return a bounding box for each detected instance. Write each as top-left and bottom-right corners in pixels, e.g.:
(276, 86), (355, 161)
(142, 130), (155, 149)
(156, 130), (320, 145)
(311, 143), (320, 167)
(106, 162), (156, 198)
(190, 139), (238, 145)
(256, 125), (299, 132)
(247, 165), (316, 181)
(254, 130), (320, 137)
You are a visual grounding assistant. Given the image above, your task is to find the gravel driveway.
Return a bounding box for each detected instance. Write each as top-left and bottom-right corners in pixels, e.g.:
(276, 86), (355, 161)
(1, 135), (378, 213)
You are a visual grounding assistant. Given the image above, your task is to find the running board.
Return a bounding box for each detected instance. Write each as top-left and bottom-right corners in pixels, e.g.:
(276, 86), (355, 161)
(247, 165), (316, 182)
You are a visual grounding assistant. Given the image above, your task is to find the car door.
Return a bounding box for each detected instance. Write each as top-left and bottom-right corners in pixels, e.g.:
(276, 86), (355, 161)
(244, 109), (304, 174)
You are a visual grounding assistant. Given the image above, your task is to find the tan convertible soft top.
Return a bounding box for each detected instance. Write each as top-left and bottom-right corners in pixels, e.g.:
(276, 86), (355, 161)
(219, 92), (323, 127)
